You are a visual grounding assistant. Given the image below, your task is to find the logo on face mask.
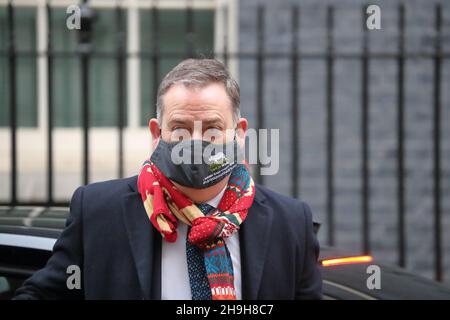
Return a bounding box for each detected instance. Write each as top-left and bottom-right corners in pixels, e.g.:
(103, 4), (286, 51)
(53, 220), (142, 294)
(150, 139), (243, 189)
(207, 152), (230, 172)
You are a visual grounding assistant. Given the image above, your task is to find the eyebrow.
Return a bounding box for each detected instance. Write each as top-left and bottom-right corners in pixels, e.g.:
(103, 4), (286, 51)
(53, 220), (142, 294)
(167, 118), (189, 126)
(167, 117), (224, 127)
(202, 118), (224, 126)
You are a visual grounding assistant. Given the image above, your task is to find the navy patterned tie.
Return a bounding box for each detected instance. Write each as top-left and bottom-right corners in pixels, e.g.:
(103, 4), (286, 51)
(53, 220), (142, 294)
(186, 203), (216, 300)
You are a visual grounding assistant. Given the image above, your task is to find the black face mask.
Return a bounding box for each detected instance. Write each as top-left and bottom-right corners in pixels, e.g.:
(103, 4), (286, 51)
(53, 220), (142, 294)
(150, 137), (244, 189)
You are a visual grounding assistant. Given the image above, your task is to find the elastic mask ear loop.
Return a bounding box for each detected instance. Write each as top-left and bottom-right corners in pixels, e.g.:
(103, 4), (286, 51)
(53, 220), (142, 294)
(233, 127), (241, 164)
(158, 128), (163, 143)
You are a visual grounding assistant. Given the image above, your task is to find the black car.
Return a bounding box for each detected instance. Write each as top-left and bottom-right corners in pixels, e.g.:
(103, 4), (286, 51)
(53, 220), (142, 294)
(1, 206), (450, 300)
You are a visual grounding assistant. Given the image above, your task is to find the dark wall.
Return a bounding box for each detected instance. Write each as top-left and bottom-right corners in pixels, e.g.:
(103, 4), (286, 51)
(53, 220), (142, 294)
(238, 0), (450, 282)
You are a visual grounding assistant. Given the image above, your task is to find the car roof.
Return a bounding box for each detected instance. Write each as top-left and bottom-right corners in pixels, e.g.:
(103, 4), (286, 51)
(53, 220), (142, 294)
(320, 261), (450, 300)
(0, 206), (68, 239)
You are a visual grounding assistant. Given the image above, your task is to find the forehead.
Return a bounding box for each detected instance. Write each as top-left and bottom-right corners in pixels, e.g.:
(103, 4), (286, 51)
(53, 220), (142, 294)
(162, 82), (233, 124)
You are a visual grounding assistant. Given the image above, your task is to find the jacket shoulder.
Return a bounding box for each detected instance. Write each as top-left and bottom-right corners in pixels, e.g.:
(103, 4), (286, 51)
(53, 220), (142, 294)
(254, 183), (314, 228)
(81, 175), (136, 195)
(255, 184), (309, 212)
(72, 176), (137, 214)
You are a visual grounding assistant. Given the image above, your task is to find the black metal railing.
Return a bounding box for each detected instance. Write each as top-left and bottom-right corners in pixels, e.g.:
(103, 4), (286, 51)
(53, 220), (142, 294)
(0, 2), (448, 282)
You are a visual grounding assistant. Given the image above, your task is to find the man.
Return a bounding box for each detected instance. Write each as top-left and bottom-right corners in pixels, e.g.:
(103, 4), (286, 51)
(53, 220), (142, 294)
(14, 59), (322, 300)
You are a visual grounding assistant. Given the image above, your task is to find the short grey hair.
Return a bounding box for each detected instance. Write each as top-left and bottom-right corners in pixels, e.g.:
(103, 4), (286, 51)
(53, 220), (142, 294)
(156, 59), (240, 125)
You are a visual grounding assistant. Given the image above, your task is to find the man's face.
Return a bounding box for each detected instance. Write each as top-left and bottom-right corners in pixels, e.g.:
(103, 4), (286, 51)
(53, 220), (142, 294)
(148, 82), (247, 200)
(150, 82), (246, 147)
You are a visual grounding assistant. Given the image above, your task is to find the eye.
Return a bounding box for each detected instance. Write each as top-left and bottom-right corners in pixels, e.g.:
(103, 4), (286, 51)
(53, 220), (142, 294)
(204, 127), (224, 143)
(169, 127), (190, 142)
(172, 127), (190, 135)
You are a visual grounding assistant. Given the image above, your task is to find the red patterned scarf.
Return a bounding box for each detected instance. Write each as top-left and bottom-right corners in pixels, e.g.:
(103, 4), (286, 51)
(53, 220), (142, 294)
(137, 159), (255, 300)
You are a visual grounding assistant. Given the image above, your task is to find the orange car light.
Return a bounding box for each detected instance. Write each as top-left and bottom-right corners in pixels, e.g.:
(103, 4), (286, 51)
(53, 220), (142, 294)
(321, 255), (373, 267)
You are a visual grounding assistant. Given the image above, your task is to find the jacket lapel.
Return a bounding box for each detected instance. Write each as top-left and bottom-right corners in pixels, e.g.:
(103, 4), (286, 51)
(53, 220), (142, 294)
(239, 185), (274, 300)
(121, 176), (161, 300)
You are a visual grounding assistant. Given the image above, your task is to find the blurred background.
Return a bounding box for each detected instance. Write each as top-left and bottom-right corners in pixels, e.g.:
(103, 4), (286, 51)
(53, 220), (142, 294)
(0, 0), (449, 286)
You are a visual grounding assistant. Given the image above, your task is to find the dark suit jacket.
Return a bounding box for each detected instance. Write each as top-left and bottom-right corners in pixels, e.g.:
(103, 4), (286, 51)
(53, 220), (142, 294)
(13, 176), (322, 300)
